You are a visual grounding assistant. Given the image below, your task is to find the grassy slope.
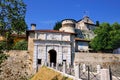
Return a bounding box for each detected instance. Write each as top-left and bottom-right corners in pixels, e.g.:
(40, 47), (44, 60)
(31, 66), (72, 80)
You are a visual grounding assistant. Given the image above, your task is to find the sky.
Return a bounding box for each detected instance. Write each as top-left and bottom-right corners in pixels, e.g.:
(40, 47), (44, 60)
(24, 0), (120, 30)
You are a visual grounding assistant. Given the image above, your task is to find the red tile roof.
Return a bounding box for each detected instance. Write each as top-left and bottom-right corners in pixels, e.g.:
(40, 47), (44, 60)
(27, 30), (76, 34)
(75, 38), (90, 42)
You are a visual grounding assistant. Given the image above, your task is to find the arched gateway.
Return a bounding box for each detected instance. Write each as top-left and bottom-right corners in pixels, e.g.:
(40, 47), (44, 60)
(48, 49), (57, 65)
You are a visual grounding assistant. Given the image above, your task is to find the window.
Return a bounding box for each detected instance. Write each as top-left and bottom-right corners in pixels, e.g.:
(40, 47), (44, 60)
(38, 59), (41, 64)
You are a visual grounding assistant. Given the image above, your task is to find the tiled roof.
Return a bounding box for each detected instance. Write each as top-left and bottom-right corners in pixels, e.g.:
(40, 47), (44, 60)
(75, 38), (90, 42)
(27, 30), (76, 34)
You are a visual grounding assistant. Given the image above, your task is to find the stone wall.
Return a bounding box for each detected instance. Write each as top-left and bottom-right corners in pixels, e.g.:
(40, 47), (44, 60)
(5, 50), (33, 71)
(74, 52), (120, 68)
(5, 50), (29, 56)
(1, 50), (33, 80)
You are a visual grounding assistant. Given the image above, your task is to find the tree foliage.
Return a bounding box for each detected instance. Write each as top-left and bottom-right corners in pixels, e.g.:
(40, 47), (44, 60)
(0, 0), (27, 34)
(12, 40), (28, 50)
(0, 0), (27, 50)
(53, 21), (62, 30)
(0, 41), (7, 50)
(0, 53), (8, 64)
(0, 41), (8, 64)
(90, 22), (120, 52)
(110, 23), (120, 49)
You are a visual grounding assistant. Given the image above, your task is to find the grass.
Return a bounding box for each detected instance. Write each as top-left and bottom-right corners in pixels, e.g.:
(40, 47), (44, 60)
(31, 66), (72, 80)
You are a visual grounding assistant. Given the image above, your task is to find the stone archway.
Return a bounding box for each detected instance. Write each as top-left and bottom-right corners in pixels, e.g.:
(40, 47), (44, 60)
(48, 49), (57, 65)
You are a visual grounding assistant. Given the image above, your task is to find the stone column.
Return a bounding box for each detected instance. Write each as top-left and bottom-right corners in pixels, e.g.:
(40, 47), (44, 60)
(63, 62), (66, 73)
(33, 45), (38, 72)
(56, 63), (58, 70)
(100, 69), (110, 80)
(97, 65), (101, 73)
(67, 46), (71, 64)
(45, 46), (47, 66)
(67, 63), (70, 68)
(41, 46), (46, 66)
(83, 64), (86, 72)
(51, 63), (54, 68)
(58, 46), (62, 64)
(74, 64), (80, 79)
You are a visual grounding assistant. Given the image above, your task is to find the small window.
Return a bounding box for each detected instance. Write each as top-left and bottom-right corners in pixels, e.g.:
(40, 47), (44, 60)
(38, 59), (41, 64)
(63, 60), (66, 62)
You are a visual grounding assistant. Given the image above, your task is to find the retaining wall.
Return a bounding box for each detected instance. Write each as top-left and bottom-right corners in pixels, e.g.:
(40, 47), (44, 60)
(74, 52), (120, 68)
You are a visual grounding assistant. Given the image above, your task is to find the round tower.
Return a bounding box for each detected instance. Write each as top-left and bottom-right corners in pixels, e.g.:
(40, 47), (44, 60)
(59, 19), (76, 33)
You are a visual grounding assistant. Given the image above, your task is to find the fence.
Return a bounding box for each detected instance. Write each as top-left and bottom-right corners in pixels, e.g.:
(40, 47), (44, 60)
(37, 62), (119, 80)
(109, 66), (120, 80)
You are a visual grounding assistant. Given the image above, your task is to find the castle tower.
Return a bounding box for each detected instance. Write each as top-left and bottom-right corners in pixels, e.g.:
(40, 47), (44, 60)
(59, 19), (76, 33)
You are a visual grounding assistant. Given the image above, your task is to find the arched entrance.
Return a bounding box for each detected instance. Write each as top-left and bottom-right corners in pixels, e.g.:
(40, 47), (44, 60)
(48, 49), (57, 65)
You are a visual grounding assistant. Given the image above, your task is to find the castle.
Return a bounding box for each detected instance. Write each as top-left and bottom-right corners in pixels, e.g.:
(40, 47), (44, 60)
(27, 16), (96, 70)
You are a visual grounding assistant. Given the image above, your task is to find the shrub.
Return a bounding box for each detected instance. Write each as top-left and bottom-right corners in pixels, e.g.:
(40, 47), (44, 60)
(0, 41), (7, 50)
(0, 53), (8, 64)
(13, 40), (28, 50)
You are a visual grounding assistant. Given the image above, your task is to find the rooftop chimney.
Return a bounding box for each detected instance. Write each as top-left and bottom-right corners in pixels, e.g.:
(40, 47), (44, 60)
(31, 23), (36, 30)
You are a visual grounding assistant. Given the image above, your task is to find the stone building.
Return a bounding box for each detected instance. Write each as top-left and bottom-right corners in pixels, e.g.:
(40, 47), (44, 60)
(0, 30), (26, 43)
(27, 16), (96, 71)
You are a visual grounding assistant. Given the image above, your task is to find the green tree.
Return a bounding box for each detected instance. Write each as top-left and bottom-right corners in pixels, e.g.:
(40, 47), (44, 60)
(0, 0), (27, 50)
(90, 22), (120, 52)
(53, 21), (62, 30)
(90, 23), (112, 52)
(0, 41), (7, 51)
(0, 53), (8, 64)
(0, 41), (8, 64)
(110, 22), (120, 49)
(12, 40), (28, 50)
(0, 0), (27, 34)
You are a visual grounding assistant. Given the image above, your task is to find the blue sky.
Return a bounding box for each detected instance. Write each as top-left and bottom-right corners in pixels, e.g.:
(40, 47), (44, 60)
(24, 0), (120, 30)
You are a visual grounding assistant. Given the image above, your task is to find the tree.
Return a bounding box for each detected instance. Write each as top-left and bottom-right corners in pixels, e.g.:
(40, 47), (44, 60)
(53, 21), (62, 30)
(0, 0), (27, 34)
(90, 22), (120, 52)
(0, 41), (8, 65)
(110, 22), (120, 49)
(0, 41), (7, 50)
(90, 23), (112, 52)
(0, 0), (27, 50)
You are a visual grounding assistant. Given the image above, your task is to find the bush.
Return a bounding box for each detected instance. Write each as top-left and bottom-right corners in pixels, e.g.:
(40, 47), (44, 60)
(0, 53), (8, 64)
(0, 40), (14, 50)
(0, 41), (7, 50)
(12, 40), (28, 50)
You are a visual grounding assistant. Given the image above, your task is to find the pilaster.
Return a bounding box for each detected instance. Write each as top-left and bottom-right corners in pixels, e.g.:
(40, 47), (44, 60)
(33, 45), (38, 70)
